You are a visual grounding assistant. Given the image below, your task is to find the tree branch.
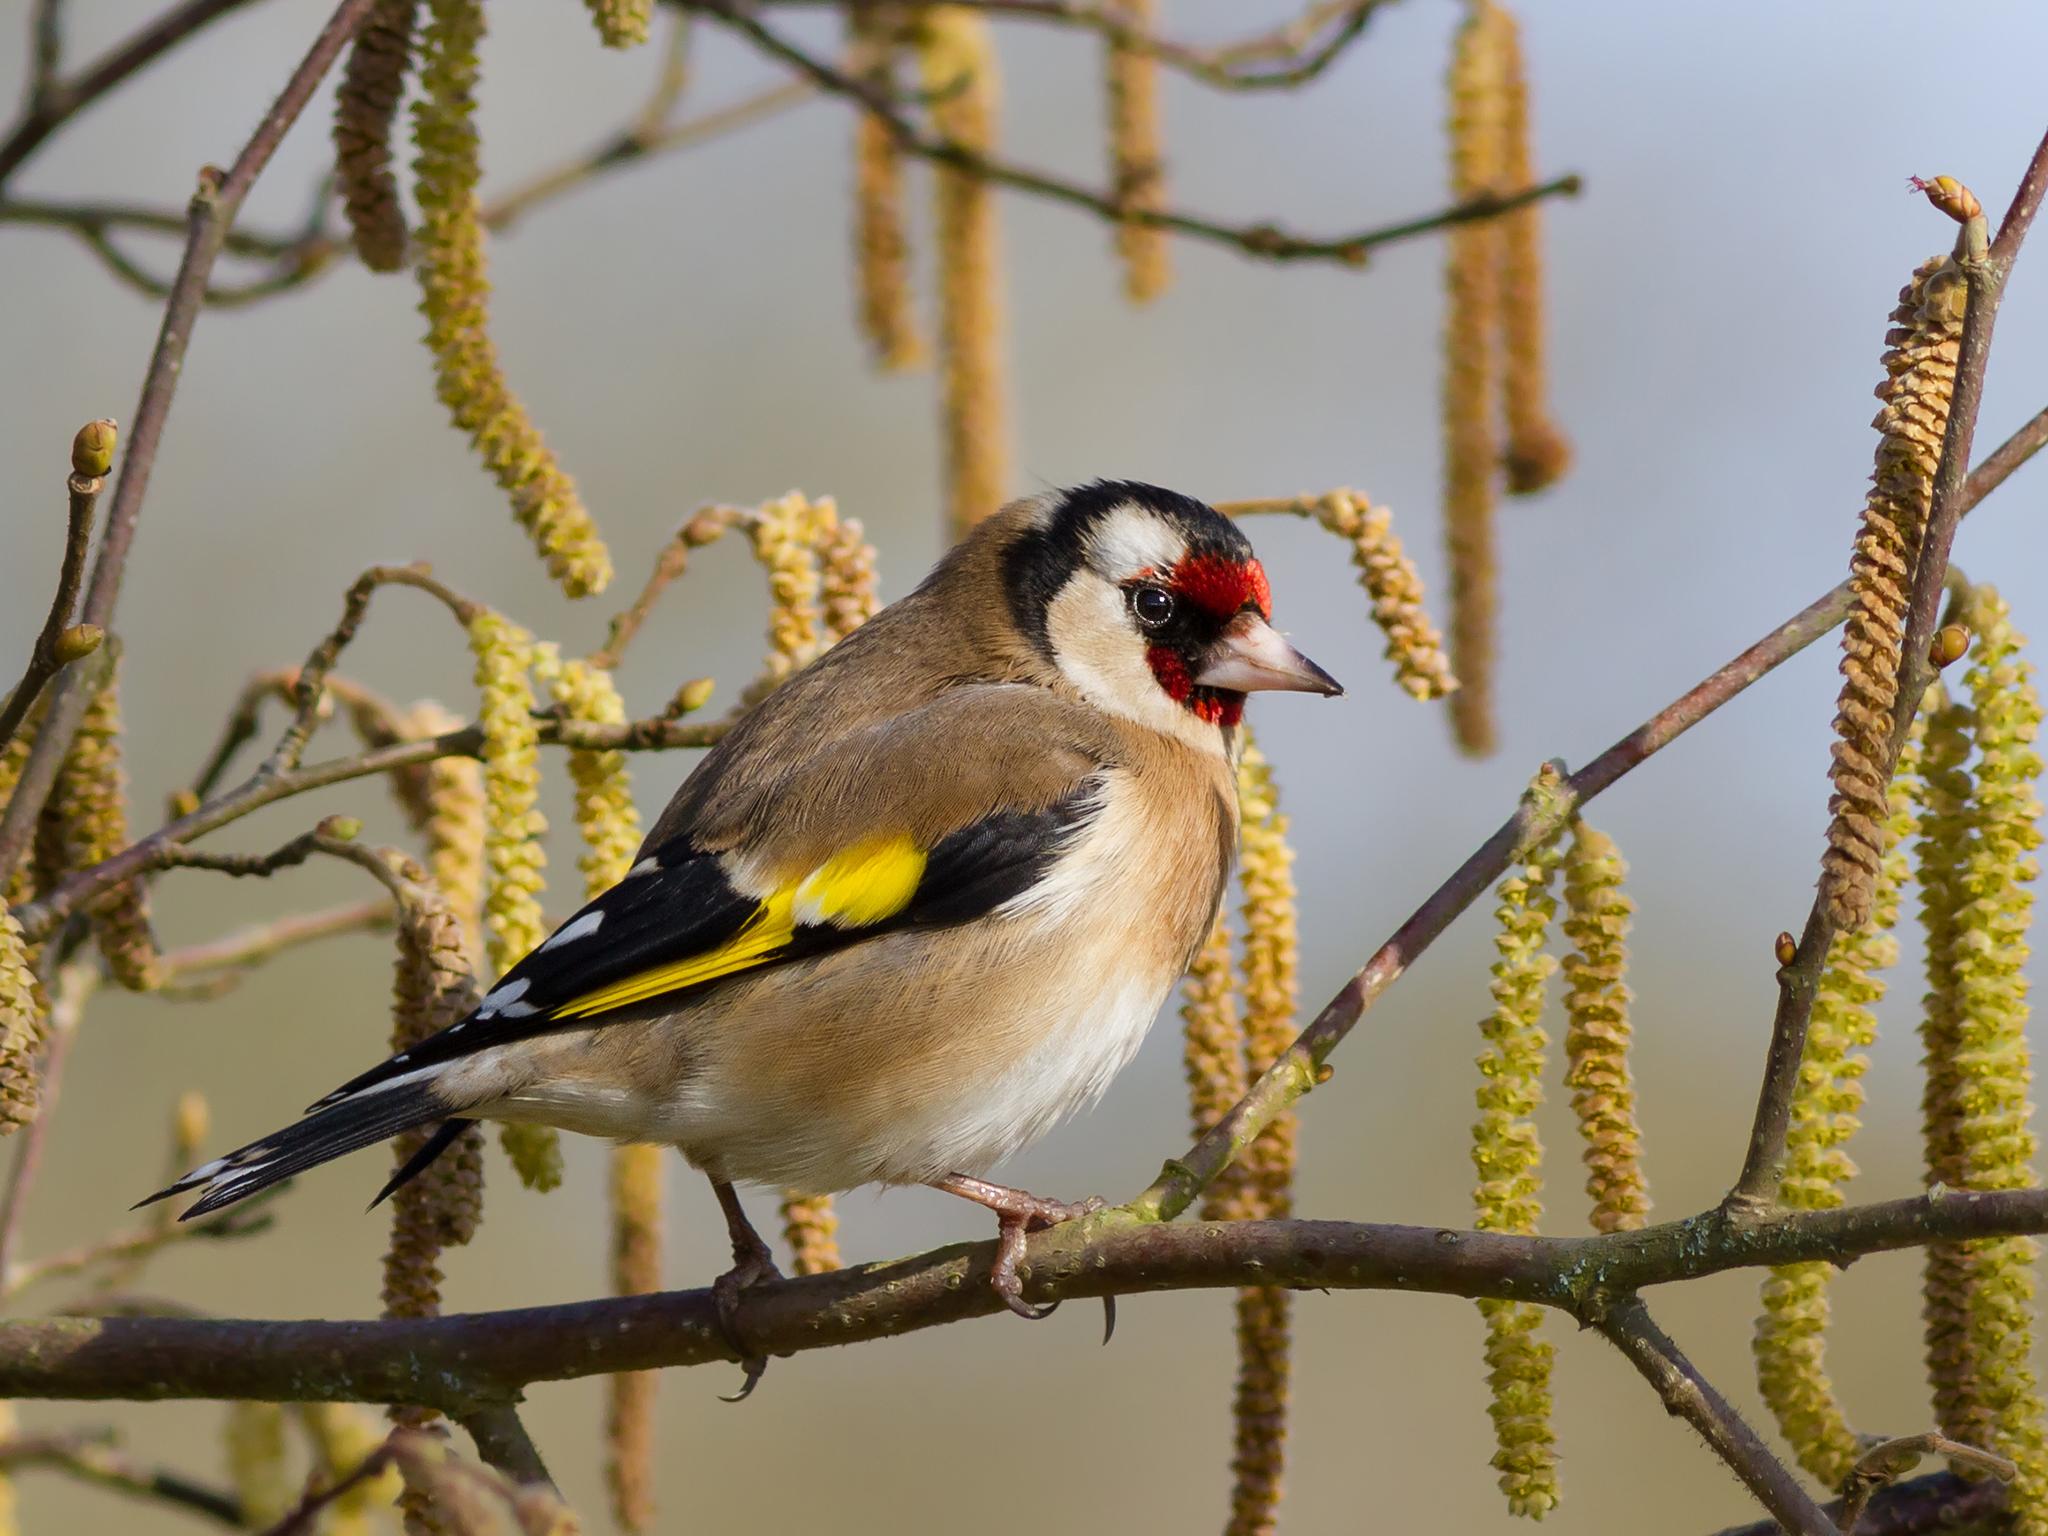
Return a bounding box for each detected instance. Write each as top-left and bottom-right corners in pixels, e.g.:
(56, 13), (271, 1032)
(705, 0), (1582, 268)
(3, 1187), (2048, 1409)
(455, 1403), (553, 1491)
(0, 1427), (244, 1527)
(0, 0), (378, 890)
(0, 0), (271, 186)
(1728, 132), (2048, 1213)
(0, 428), (105, 757)
(1713, 1469), (2009, 1536)
(1597, 1298), (1833, 1536)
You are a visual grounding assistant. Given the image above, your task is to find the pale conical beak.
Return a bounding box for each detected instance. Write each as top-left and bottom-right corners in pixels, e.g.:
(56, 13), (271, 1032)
(1194, 615), (1344, 696)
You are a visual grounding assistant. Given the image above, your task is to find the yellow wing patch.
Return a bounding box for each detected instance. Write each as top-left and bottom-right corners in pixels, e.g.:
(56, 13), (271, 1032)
(549, 835), (927, 1021)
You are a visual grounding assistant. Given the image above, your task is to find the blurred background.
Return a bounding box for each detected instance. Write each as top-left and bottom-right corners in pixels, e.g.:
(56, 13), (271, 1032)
(5, 1), (2048, 1529)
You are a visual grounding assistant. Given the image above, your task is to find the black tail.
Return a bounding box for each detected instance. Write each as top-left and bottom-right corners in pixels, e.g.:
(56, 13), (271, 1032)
(137, 1076), (452, 1220)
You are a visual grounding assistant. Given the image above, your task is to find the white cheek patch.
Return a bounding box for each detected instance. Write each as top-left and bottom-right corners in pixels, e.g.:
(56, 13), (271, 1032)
(1086, 503), (1186, 583)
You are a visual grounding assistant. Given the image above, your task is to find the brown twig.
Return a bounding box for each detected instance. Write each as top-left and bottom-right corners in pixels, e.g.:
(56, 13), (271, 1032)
(157, 899), (393, 981)
(1727, 132), (2048, 1214)
(1597, 1298), (1833, 1536)
(0, 1426), (244, 1527)
(1836, 1434), (2017, 1534)
(1714, 1469), (2009, 1536)
(706, 1), (1582, 268)
(455, 1402), (553, 1491)
(0, 0), (380, 890)
(0, 426), (109, 757)
(0, 0), (271, 185)
(766, 0), (1389, 90)
(3, 1190), (278, 1299)
(1135, 382), (2048, 1224)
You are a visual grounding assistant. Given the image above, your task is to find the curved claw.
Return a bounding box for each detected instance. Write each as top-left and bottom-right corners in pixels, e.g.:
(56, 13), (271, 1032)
(1101, 1295), (1117, 1345)
(719, 1353), (770, 1403)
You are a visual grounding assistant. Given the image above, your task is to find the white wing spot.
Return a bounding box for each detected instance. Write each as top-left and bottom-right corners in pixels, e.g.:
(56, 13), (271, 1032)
(627, 856), (660, 878)
(477, 976), (531, 1018)
(539, 909), (605, 953)
(495, 1000), (540, 1020)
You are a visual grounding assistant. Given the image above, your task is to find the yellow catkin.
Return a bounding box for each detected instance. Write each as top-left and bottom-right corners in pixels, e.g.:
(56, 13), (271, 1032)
(583, 0), (652, 49)
(1472, 786), (1563, 1518)
(1220, 737), (1300, 1536)
(817, 510), (882, 646)
(1104, 0), (1169, 303)
(0, 903), (40, 1132)
(382, 853), (486, 1339)
(224, 1402), (293, 1530)
(1920, 683), (1991, 1455)
(50, 669), (160, 991)
(780, 1193), (842, 1275)
(406, 700), (487, 969)
(1310, 490), (1458, 702)
(1492, 6), (1569, 495)
(1757, 721), (1917, 1486)
(850, 9), (925, 370)
(1442, 0), (1513, 758)
(466, 610), (560, 1193)
(0, 1403), (17, 1536)
(296, 1403), (404, 1534)
(915, 8), (1009, 538)
(532, 645), (661, 1536)
(606, 1143), (661, 1535)
(333, 0), (418, 271)
(1928, 588), (2048, 1521)
(413, 0), (613, 598)
(1182, 914), (1246, 1200)
(1820, 255), (1967, 931)
(749, 494), (829, 684)
(1559, 820), (1646, 1234)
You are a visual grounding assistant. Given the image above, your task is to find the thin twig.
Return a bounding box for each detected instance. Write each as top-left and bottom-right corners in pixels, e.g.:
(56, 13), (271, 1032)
(1138, 384), (2048, 1223)
(0, 441), (104, 757)
(0, 960), (95, 1287)
(0, 0), (379, 889)
(1836, 1434), (2016, 1534)
(456, 1403), (553, 1490)
(707, 1), (1582, 268)
(158, 899), (393, 981)
(0, 0), (271, 185)
(1727, 131), (2048, 1213)
(4, 1192), (278, 1298)
(0, 1427), (244, 1527)
(1713, 1469), (2009, 1536)
(1596, 1298), (1833, 1536)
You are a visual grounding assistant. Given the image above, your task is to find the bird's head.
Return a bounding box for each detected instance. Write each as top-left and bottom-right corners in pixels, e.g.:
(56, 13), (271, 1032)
(994, 481), (1341, 743)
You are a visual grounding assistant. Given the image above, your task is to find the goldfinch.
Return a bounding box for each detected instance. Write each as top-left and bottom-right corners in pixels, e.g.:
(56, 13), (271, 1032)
(146, 482), (1339, 1367)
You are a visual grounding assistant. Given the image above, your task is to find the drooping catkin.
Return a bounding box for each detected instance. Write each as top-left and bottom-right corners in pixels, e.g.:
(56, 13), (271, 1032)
(296, 1403), (404, 1535)
(0, 1403), (18, 1536)
(531, 645), (661, 1536)
(1821, 255), (1967, 931)
(0, 902), (42, 1132)
(1492, 6), (1569, 495)
(50, 668), (160, 991)
(382, 852), (486, 1337)
(606, 1141), (661, 1535)
(1922, 588), (2048, 1520)
(1182, 913), (1246, 1202)
(780, 1193), (842, 1275)
(466, 610), (560, 1192)
(817, 510), (882, 645)
(583, 0), (652, 49)
(1104, 0), (1169, 303)
(1310, 490), (1458, 702)
(1472, 786), (1564, 1518)
(915, 8), (1009, 538)
(1220, 737), (1300, 1536)
(333, 0), (418, 271)
(414, 0), (613, 598)
(749, 493), (829, 684)
(1559, 820), (1646, 1234)
(224, 1402), (293, 1530)
(405, 699), (486, 968)
(1441, 0), (1513, 758)
(849, 9), (925, 371)
(1756, 718), (1917, 1487)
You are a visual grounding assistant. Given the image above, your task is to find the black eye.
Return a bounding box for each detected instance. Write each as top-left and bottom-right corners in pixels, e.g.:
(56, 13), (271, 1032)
(1131, 585), (1175, 629)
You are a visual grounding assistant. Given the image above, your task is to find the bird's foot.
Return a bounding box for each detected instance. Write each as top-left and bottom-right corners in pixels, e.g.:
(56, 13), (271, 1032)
(710, 1180), (782, 1402)
(931, 1173), (1112, 1335)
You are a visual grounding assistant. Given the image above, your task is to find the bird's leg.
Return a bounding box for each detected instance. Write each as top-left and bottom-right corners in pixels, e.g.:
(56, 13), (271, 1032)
(930, 1173), (1112, 1337)
(709, 1178), (782, 1402)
